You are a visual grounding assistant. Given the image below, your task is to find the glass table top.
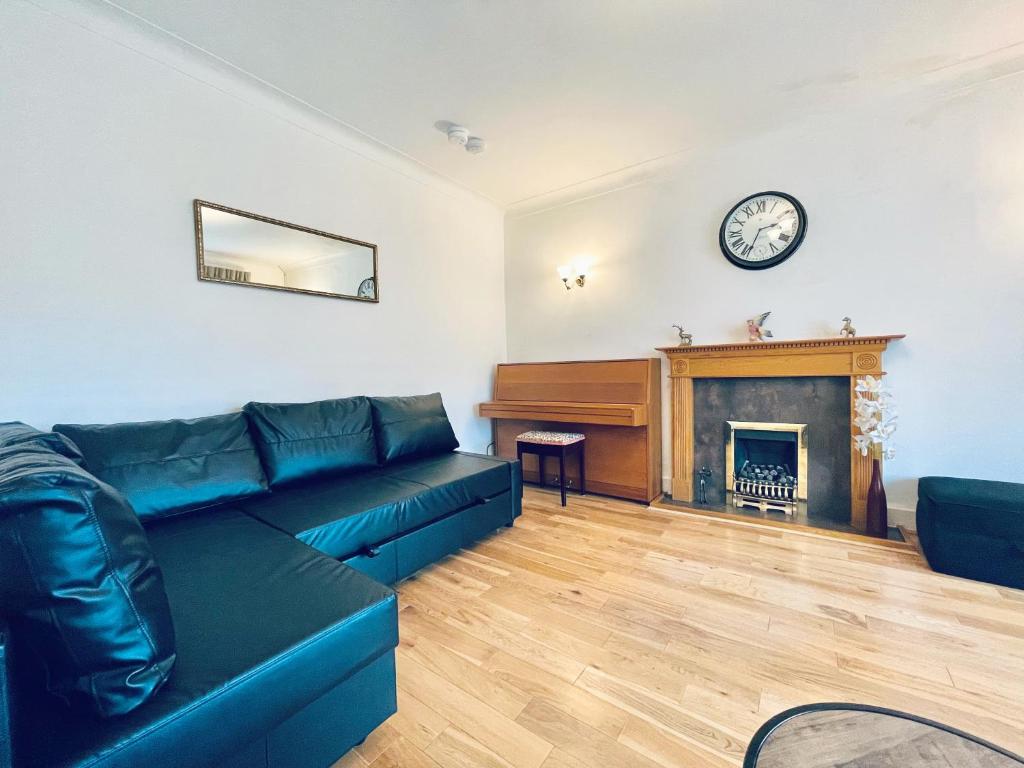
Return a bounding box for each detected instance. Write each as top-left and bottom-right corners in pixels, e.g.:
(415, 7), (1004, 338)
(746, 705), (1024, 768)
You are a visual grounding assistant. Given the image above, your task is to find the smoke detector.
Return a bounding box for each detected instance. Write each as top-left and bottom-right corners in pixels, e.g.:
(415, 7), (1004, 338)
(435, 121), (486, 155)
(447, 124), (469, 146)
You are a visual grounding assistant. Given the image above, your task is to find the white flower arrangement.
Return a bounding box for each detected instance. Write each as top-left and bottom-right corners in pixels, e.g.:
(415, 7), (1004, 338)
(852, 375), (897, 460)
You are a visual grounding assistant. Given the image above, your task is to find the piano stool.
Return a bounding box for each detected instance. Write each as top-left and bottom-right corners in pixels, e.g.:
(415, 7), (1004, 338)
(515, 431), (587, 506)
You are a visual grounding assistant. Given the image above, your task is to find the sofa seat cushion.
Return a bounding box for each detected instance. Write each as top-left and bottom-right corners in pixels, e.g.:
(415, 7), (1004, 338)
(243, 397), (378, 488)
(381, 452), (513, 533)
(241, 453), (514, 561)
(54, 413), (268, 523)
(239, 472), (424, 559)
(18, 508), (397, 768)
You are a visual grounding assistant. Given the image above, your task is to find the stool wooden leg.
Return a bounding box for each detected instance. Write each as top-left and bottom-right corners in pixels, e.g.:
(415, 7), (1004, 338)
(559, 449), (567, 506)
(578, 442), (586, 496)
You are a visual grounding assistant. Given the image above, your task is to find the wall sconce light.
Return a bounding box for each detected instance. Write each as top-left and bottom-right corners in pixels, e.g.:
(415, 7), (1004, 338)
(557, 265), (586, 290)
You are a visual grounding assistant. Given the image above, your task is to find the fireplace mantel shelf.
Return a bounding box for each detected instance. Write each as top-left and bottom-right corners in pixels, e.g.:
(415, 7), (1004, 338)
(657, 334), (905, 532)
(655, 334), (905, 356)
(656, 334), (905, 380)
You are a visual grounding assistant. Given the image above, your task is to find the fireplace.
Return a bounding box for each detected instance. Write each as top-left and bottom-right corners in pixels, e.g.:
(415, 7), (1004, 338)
(725, 421), (807, 514)
(691, 376), (849, 521)
(656, 334), (905, 532)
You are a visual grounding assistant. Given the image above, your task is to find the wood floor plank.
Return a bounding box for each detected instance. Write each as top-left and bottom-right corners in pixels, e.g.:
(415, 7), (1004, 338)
(352, 722), (400, 764)
(617, 715), (739, 768)
(576, 667), (749, 763)
(398, 604), (498, 666)
(515, 698), (662, 768)
(395, 653), (552, 768)
(482, 648), (631, 739)
(386, 688), (450, 750)
(399, 629), (532, 719)
(424, 726), (517, 768)
(348, 488), (1024, 767)
(484, 584), (615, 647)
(417, 595), (589, 683)
(369, 735), (443, 768)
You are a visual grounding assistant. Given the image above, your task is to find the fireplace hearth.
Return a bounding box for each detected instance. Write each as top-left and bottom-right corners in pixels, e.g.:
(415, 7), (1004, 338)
(726, 421), (807, 514)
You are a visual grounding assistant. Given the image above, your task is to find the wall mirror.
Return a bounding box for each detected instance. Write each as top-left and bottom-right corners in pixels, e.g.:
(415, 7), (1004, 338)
(193, 200), (378, 302)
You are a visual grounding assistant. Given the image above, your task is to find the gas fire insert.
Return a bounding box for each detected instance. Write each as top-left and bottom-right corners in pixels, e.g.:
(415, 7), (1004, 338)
(725, 421), (808, 514)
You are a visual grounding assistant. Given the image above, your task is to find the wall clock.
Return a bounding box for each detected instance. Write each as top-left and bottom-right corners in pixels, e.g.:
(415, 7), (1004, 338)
(357, 277), (376, 298)
(719, 191), (807, 270)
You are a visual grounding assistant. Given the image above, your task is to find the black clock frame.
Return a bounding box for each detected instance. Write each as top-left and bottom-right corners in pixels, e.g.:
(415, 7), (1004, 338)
(719, 191), (807, 271)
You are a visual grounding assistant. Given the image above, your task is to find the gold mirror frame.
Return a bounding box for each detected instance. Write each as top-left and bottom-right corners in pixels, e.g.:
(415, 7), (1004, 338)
(193, 199), (379, 303)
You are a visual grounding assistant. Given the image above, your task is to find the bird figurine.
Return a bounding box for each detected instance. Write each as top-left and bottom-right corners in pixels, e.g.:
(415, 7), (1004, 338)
(840, 316), (857, 338)
(746, 312), (773, 342)
(672, 324), (693, 346)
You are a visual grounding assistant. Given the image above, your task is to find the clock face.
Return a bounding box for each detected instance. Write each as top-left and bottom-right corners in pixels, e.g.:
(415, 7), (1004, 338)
(357, 277), (376, 299)
(719, 192), (807, 270)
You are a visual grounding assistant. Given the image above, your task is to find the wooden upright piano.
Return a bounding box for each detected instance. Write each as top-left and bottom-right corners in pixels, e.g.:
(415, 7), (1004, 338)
(479, 359), (662, 503)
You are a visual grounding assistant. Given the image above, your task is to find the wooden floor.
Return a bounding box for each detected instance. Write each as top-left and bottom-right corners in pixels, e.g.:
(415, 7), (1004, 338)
(335, 488), (1024, 768)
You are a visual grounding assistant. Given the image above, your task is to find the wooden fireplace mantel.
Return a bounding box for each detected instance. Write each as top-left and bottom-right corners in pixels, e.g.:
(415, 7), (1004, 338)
(657, 335), (905, 531)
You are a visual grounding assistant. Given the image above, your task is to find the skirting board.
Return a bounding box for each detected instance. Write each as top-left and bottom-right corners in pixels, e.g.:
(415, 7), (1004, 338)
(660, 474), (917, 530)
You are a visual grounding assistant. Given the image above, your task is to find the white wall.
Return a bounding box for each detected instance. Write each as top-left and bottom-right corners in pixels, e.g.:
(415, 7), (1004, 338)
(505, 73), (1024, 517)
(0, 0), (506, 452)
(5, 1), (1021, 515)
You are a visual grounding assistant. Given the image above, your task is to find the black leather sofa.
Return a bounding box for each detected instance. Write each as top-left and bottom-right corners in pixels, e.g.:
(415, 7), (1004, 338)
(917, 476), (1023, 589)
(0, 394), (522, 768)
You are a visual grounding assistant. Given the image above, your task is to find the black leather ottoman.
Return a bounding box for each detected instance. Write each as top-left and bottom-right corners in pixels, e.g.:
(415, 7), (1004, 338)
(917, 477), (1024, 589)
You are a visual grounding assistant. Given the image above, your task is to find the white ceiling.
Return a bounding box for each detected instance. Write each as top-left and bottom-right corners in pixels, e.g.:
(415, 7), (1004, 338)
(114, 0), (1024, 208)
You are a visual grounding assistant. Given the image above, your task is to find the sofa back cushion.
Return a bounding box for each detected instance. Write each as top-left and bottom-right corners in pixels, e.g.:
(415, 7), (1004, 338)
(369, 393), (459, 465)
(243, 397), (378, 487)
(0, 420), (83, 462)
(54, 413), (268, 523)
(0, 427), (176, 717)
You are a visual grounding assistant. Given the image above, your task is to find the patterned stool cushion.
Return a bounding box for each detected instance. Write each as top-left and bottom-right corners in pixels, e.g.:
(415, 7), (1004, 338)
(515, 431), (585, 446)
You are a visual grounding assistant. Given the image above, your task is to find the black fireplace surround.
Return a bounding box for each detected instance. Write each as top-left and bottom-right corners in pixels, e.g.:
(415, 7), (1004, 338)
(692, 376), (851, 522)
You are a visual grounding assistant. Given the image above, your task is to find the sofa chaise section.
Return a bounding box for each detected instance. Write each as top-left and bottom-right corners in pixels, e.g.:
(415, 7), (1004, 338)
(16, 508), (397, 768)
